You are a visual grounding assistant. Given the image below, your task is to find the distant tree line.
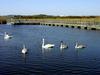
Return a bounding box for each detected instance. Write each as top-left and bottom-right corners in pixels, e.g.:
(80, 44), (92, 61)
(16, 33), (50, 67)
(7, 14), (100, 19)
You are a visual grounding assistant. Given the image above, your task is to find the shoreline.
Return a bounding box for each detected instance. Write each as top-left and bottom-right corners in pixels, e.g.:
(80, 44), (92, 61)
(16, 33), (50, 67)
(0, 15), (100, 30)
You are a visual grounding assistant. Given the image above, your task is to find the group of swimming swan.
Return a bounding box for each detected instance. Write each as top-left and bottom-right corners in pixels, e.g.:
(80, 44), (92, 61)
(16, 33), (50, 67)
(4, 32), (86, 54)
(42, 38), (85, 49)
(22, 39), (86, 54)
(4, 32), (28, 54)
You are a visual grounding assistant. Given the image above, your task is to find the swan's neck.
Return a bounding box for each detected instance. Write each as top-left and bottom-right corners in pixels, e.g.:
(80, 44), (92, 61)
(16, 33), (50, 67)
(5, 32), (7, 36)
(76, 43), (78, 47)
(42, 39), (45, 47)
(61, 43), (63, 46)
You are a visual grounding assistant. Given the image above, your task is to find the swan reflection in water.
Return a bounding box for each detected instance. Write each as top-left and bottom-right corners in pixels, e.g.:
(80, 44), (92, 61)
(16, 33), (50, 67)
(21, 53), (28, 63)
(21, 44), (28, 63)
(42, 48), (52, 54)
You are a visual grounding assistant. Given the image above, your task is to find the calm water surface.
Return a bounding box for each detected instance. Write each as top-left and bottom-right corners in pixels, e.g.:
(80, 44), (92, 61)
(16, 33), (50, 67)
(0, 25), (100, 75)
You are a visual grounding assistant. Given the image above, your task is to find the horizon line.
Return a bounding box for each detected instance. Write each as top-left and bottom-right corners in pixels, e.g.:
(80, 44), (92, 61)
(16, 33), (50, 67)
(0, 14), (100, 16)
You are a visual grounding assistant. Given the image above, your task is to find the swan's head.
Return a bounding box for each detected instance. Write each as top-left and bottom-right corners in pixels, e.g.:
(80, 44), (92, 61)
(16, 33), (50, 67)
(60, 41), (63, 44)
(42, 38), (45, 42)
(61, 41), (63, 42)
(42, 38), (44, 40)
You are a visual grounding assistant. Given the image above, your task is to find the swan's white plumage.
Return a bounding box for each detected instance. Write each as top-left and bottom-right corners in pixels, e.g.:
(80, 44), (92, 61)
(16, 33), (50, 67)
(60, 41), (68, 49)
(22, 45), (27, 54)
(4, 32), (12, 40)
(42, 38), (55, 49)
(75, 42), (85, 49)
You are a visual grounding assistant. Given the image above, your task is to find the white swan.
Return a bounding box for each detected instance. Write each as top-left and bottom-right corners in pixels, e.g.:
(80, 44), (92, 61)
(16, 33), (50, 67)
(4, 32), (12, 40)
(42, 38), (55, 49)
(22, 44), (27, 54)
(75, 42), (85, 49)
(60, 41), (68, 49)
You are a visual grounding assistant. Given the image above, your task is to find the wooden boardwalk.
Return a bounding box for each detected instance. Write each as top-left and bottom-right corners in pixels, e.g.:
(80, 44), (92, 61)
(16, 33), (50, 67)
(7, 18), (100, 30)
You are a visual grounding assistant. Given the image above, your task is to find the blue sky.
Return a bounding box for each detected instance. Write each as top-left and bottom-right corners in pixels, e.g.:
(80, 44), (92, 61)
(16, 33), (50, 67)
(0, 0), (100, 16)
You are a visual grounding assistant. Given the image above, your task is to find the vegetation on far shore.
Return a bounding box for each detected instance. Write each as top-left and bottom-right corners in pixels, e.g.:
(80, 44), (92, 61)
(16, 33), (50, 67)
(0, 14), (100, 24)
(9, 14), (100, 19)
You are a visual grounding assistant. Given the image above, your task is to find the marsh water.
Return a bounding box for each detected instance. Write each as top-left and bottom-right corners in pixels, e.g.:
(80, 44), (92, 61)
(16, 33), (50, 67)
(0, 25), (100, 75)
